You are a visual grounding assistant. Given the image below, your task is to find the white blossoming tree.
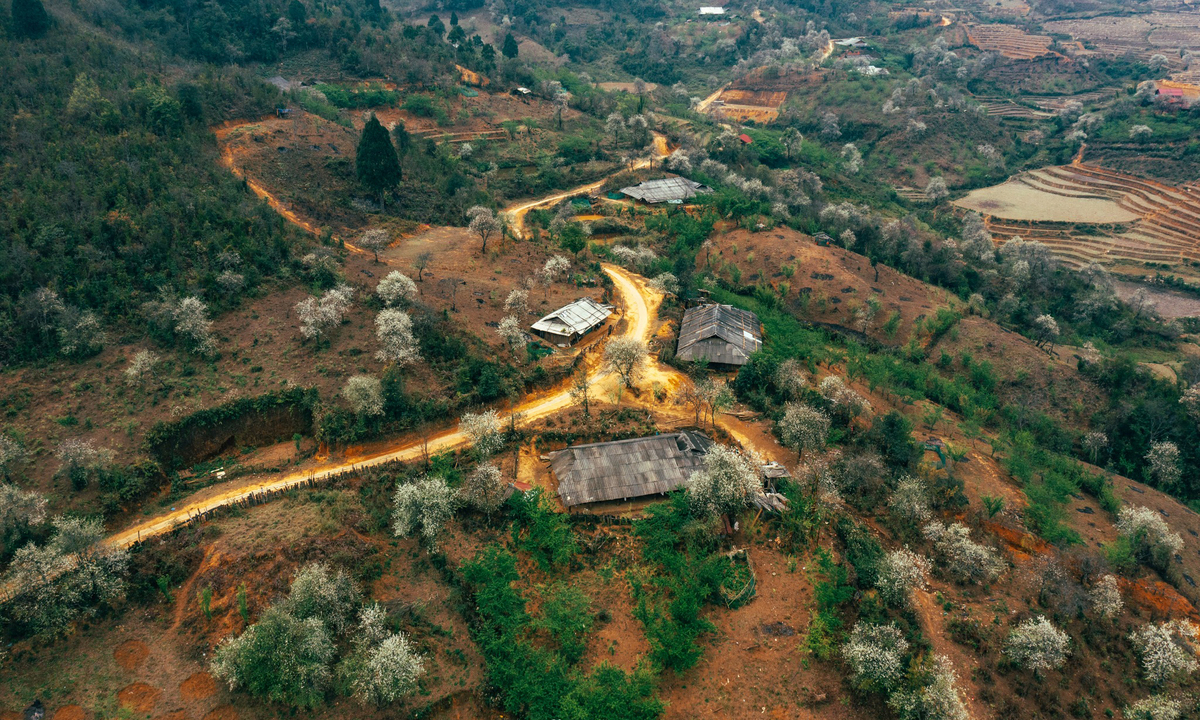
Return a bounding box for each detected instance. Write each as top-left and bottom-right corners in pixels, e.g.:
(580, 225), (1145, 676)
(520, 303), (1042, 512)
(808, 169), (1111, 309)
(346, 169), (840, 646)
(463, 462), (507, 516)
(888, 475), (931, 524)
(604, 338), (647, 400)
(888, 655), (969, 720)
(376, 271), (417, 307)
(357, 228), (390, 263)
(343, 375), (385, 417)
(1126, 694), (1182, 720)
(1130, 620), (1200, 685)
(842, 622), (909, 692)
(392, 476), (458, 547)
(1005, 616), (1070, 673)
(1117, 505), (1183, 571)
(348, 631), (425, 705)
(1145, 441), (1182, 489)
(124, 349), (161, 389)
(774, 358), (808, 399)
(922, 521), (1005, 584)
(876, 548), (930, 607)
(1089, 574), (1123, 620)
(297, 285), (354, 341)
(375, 309), (421, 367)
(777, 403), (830, 459)
(686, 444), (763, 518)
(460, 410), (504, 458)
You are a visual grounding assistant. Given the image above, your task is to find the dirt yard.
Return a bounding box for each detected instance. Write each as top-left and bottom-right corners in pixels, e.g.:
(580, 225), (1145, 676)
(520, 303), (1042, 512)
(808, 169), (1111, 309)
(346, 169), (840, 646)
(954, 180), (1139, 223)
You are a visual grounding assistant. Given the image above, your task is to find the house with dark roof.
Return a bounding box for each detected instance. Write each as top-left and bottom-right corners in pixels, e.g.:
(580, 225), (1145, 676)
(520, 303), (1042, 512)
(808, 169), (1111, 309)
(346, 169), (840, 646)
(676, 304), (762, 367)
(550, 431), (713, 507)
(619, 177), (713, 205)
(531, 297), (613, 346)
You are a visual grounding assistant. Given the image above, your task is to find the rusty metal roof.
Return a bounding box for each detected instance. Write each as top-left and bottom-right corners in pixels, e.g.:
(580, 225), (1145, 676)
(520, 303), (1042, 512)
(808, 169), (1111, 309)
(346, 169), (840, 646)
(676, 304), (762, 366)
(550, 431), (712, 506)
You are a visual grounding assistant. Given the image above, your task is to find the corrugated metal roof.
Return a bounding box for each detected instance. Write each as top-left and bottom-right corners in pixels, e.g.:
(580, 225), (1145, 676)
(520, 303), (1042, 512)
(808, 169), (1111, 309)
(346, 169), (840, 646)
(619, 177), (713, 204)
(531, 297), (612, 337)
(676, 304), (762, 366)
(550, 432), (712, 506)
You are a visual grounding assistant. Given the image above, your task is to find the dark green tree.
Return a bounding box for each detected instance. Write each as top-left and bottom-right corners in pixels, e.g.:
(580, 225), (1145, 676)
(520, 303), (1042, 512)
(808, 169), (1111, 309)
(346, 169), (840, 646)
(356, 115), (402, 207)
(391, 121), (411, 157)
(12, 0), (51, 38)
(448, 25), (466, 44)
(481, 43), (496, 65)
(502, 32), (518, 59)
(287, 0), (307, 27)
(449, 10), (458, 25)
(427, 14), (445, 38)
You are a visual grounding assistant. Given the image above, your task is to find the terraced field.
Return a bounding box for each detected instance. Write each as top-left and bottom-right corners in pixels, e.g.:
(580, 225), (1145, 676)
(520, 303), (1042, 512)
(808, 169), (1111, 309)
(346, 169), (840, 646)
(966, 23), (1056, 59)
(955, 164), (1200, 269)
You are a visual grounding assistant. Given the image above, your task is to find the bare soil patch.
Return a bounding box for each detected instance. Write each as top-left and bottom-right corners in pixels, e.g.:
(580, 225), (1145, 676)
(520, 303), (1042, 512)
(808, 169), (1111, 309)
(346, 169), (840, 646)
(179, 673), (217, 702)
(117, 683), (161, 714)
(200, 706), (237, 720)
(52, 708), (85, 720)
(114, 640), (149, 671)
(954, 180), (1137, 223)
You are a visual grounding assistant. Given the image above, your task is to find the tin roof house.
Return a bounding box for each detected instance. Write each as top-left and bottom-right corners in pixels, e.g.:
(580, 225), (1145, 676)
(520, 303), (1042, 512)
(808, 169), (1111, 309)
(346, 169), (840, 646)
(530, 297), (613, 346)
(550, 431), (713, 507)
(619, 177), (713, 204)
(676, 304), (762, 366)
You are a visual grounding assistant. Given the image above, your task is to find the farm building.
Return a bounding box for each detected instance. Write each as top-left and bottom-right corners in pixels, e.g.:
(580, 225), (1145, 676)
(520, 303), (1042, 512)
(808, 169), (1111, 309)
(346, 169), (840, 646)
(550, 431), (713, 507)
(699, 6), (726, 15)
(530, 297), (613, 346)
(619, 177), (713, 204)
(676, 304), (762, 366)
(1155, 81), (1199, 108)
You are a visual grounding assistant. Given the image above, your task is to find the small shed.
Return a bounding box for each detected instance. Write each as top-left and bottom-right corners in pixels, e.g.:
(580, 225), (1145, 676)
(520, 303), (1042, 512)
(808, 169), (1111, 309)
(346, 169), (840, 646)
(676, 304), (763, 367)
(738, 133), (753, 144)
(531, 297), (613, 346)
(550, 431), (713, 507)
(619, 177), (713, 204)
(814, 232), (834, 246)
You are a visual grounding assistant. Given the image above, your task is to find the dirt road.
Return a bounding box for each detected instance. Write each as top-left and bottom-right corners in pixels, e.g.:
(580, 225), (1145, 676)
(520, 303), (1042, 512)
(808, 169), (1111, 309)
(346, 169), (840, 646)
(504, 132), (670, 240)
(101, 263), (653, 550)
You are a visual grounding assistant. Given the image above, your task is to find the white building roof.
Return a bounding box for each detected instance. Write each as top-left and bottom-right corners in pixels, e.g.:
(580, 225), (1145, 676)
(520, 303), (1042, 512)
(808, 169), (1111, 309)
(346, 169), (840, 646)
(699, 6), (726, 13)
(620, 177), (713, 204)
(531, 297), (612, 338)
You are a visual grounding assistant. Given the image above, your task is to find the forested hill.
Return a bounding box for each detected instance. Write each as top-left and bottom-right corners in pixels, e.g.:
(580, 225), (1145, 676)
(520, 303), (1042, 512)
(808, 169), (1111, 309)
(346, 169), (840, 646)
(0, 0), (482, 367)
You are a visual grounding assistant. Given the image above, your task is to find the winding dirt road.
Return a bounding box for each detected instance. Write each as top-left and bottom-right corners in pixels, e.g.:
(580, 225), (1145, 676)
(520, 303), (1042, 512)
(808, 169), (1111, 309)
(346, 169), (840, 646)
(103, 263), (655, 550)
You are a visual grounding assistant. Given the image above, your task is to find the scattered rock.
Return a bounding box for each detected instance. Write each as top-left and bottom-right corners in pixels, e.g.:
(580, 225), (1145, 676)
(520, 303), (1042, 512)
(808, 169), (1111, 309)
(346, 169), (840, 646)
(1077, 506), (1094, 514)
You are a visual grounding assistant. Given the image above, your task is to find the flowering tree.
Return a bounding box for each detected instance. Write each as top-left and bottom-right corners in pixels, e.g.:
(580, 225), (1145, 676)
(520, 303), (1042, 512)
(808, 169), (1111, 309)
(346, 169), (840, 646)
(392, 475), (458, 547)
(348, 631), (425, 705)
(376, 272), (417, 307)
(211, 606), (336, 707)
(0, 483), (45, 534)
(343, 375), (385, 417)
(1130, 620), (1200, 685)
(924, 177), (948, 203)
(1031, 314), (1060, 352)
(504, 288), (530, 317)
(55, 439), (111, 489)
(124, 349), (161, 389)
(357, 229), (390, 263)
(1145, 441), (1182, 489)
(496, 315), (526, 359)
(649, 272), (680, 295)
(1126, 694), (1182, 720)
(777, 403), (830, 458)
(604, 338), (647, 399)
(876, 548), (930, 607)
(280, 563), (361, 634)
(174, 296), (217, 355)
(842, 622), (909, 692)
(922, 521), (1005, 584)
(467, 206), (502, 253)
(375, 309), (420, 367)
(463, 462), (507, 515)
(460, 410), (504, 458)
(888, 476), (931, 524)
(1082, 431), (1108, 465)
(1089, 574), (1123, 620)
(1005, 616), (1070, 672)
(1181, 386), (1200, 426)
(1117, 505), (1183, 571)
(774, 358), (808, 399)
(297, 285), (354, 341)
(888, 655), (968, 720)
(686, 444), (763, 518)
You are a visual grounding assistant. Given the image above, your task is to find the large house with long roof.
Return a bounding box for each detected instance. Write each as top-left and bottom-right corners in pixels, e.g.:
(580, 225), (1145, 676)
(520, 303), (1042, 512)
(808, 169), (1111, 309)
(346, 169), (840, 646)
(676, 304), (762, 367)
(550, 431), (713, 507)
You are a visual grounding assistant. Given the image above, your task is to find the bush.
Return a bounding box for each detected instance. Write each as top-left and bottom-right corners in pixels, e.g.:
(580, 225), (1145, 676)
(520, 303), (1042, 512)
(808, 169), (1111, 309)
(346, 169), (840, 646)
(211, 607), (336, 708)
(922, 521), (1005, 585)
(842, 622), (910, 692)
(1129, 620), (1200, 685)
(1116, 506), (1183, 573)
(876, 548), (931, 608)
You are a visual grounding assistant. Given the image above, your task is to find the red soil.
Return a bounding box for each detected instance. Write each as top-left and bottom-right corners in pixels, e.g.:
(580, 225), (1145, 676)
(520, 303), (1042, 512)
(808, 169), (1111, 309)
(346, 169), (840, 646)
(179, 672), (217, 702)
(117, 683), (161, 714)
(201, 706), (237, 720)
(52, 707), (85, 720)
(114, 640), (149, 671)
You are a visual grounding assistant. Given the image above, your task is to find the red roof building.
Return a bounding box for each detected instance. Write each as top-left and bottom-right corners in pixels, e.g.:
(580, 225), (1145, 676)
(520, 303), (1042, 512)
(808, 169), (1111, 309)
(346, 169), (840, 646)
(738, 133), (753, 144)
